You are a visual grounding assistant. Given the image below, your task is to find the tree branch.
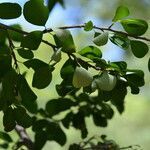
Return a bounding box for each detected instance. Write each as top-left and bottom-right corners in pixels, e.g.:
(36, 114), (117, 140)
(15, 124), (34, 150)
(44, 24), (150, 42)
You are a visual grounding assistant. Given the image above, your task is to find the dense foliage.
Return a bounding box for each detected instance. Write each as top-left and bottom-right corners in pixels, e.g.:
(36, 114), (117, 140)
(0, 0), (149, 150)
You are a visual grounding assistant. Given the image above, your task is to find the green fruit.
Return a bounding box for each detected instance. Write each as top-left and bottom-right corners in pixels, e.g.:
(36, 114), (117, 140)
(54, 29), (75, 53)
(51, 48), (62, 62)
(73, 67), (93, 88)
(121, 19), (148, 36)
(95, 71), (117, 91)
(93, 32), (108, 46)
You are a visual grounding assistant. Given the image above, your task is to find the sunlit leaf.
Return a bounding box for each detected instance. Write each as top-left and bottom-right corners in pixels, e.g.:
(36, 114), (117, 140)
(130, 40), (149, 58)
(121, 19), (148, 36)
(112, 6), (129, 22)
(84, 21), (93, 31)
(79, 46), (102, 60)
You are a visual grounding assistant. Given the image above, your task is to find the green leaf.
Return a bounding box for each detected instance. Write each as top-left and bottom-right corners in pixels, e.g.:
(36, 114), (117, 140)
(56, 80), (76, 97)
(92, 111), (107, 127)
(72, 111), (88, 139)
(17, 75), (37, 113)
(0, 131), (13, 142)
(32, 66), (52, 89)
(111, 80), (127, 113)
(24, 59), (48, 71)
(0, 46), (12, 78)
(8, 24), (23, 42)
(17, 48), (34, 59)
(125, 69), (145, 87)
(79, 46), (102, 60)
(14, 106), (33, 128)
(93, 32), (108, 46)
(21, 31), (43, 50)
(84, 21), (93, 31)
(112, 6), (129, 22)
(69, 144), (80, 150)
(46, 122), (66, 145)
(34, 131), (47, 150)
(3, 107), (16, 132)
(148, 58), (150, 72)
(109, 33), (130, 49)
(62, 112), (73, 129)
(121, 19), (148, 36)
(48, 0), (64, 12)
(1, 69), (18, 106)
(45, 98), (75, 117)
(130, 40), (149, 58)
(23, 0), (49, 26)
(0, 30), (7, 44)
(0, 143), (9, 149)
(54, 29), (76, 53)
(0, 3), (22, 19)
(60, 59), (76, 81)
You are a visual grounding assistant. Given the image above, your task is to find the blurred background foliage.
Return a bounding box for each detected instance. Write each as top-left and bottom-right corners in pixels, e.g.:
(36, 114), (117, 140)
(0, 0), (150, 149)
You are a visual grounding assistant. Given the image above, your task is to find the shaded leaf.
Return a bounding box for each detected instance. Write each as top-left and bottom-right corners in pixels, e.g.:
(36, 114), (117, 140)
(130, 40), (149, 58)
(24, 59), (48, 71)
(92, 111), (107, 127)
(8, 24), (23, 42)
(148, 58), (150, 72)
(60, 59), (76, 81)
(34, 131), (47, 150)
(23, 0), (49, 26)
(72, 111), (88, 139)
(0, 131), (13, 142)
(125, 69), (144, 87)
(14, 106), (33, 128)
(17, 75), (37, 113)
(48, 0), (64, 12)
(46, 98), (75, 117)
(111, 80), (127, 113)
(3, 107), (16, 132)
(0, 3), (22, 19)
(46, 122), (66, 145)
(32, 66), (53, 89)
(17, 48), (34, 59)
(21, 31), (43, 50)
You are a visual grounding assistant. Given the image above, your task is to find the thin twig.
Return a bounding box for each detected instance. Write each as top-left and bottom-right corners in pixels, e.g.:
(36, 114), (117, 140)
(44, 25), (150, 42)
(6, 30), (19, 70)
(15, 124), (34, 150)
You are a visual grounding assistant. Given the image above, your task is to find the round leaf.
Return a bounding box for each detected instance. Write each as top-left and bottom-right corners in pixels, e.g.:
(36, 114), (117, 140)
(84, 21), (93, 31)
(21, 31), (43, 50)
(23, 0), (49, 26)
(130, 40), (149, 58)
(32, 66), (52, 89)
(0, 3), (22, 19)
(121, 19), (148, 36)
(79, 46), (102, 60)
(112, 5), (130, 22)
(73, 67), (93, 88)
(17, 48), (34, 59)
